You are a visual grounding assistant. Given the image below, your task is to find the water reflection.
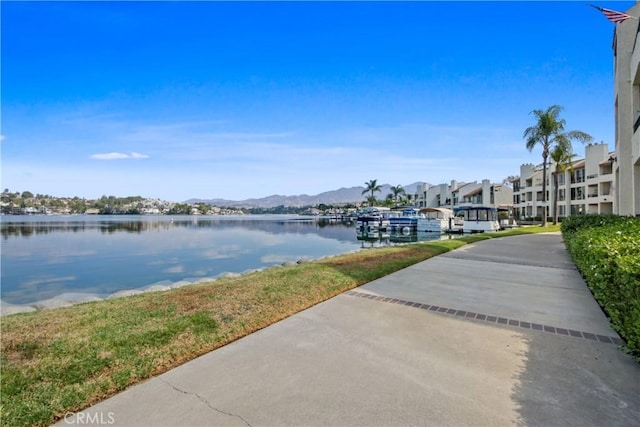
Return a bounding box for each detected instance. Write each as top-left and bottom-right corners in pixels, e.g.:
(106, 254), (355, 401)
(0, 215), (359, 305)
(357, 229), (461, 247)
(1, 215), (353, 239)
(1, 215), (462, 306)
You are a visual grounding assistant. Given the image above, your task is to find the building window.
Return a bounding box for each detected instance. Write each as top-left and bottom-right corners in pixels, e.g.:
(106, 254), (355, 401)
(570, 204), (584, 215)
(559, 189), (566, 202)
(571, 169), (585, 184)
(571, 187), (585, 200)
(558, 173), (565, 185)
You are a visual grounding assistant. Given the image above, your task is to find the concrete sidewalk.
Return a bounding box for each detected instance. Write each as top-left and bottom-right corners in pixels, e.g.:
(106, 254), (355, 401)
(60, 233), (640, 427)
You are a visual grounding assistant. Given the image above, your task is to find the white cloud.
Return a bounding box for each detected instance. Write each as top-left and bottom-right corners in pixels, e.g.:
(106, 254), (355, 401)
(261, 254), (300, 264)
(90, 151), (149, 160)
(0, 135), (6, 141)
(129, 152), (149, 159)
(164, 265), (185, 274)
(20, 276), (77, 289)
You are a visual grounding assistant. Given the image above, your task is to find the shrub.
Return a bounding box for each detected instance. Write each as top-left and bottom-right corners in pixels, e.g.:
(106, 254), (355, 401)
(562, 215), (640, 358)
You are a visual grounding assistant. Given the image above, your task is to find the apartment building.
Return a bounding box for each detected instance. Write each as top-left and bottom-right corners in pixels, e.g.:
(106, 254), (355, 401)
(613, 3), (640, 216)
(511, 143), (615, 220)
(414, 179), (512, 210)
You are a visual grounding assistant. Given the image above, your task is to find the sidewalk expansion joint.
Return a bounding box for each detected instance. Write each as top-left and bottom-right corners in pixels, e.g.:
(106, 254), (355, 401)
(158, 377), (252, 426)
(441, 254), (579, 271)
(345, 290), (622, 346)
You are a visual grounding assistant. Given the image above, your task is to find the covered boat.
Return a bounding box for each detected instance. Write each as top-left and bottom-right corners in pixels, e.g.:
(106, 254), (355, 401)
(417, 207), (457, 233)
(455, 206), (500, 233)
(356, 207), (391, 232)
(389, 208), (420, 232)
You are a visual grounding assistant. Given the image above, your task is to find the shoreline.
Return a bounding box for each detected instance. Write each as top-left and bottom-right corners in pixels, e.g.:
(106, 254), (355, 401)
(0, 250), (363, 316)
(1, 214), (364, 313)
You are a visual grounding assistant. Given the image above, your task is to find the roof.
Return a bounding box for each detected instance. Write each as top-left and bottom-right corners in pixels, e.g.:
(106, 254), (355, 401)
(572, 159), (585, 168)
(464, 188), (482, 197)
(452, 182), (478, 194)
(454, 206), (497, 212)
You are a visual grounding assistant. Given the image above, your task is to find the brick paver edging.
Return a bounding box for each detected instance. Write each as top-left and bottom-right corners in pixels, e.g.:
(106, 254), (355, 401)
(345, 290), (622, 346)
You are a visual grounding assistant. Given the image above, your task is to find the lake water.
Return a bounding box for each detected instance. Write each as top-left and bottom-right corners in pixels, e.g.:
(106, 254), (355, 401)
(1, 215), (455, 307)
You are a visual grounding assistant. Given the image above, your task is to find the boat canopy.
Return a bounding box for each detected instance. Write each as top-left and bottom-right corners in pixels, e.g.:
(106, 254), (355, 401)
(360, 206), (391, 214)
(419, 207), (454, 216)
(453, 206), (497, 212)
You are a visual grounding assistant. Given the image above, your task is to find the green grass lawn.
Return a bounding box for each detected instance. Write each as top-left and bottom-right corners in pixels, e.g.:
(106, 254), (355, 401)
(1, 225), (559, 426)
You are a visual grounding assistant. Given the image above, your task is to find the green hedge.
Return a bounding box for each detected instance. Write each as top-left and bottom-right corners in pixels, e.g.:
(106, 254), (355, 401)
(561, 215), (640, 358)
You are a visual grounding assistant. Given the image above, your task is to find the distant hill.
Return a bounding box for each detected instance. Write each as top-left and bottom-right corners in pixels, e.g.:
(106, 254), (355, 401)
(186, 182), (428, 208)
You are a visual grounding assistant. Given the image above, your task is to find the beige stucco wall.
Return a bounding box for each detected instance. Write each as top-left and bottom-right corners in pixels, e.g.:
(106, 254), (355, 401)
(614, 3), (640, 215)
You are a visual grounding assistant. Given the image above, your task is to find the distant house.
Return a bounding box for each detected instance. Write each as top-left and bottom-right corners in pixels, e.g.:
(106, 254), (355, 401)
(414, 179), (512, 210)
(141, 208), (161, 215)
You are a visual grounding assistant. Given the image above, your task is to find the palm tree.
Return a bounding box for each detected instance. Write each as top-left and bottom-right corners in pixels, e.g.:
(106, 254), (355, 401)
(362, 179), (382, 206)
(549, 140), (576, 225)
(384, 194), (395, 208)
(523, 105), (593, 226)
(389, 185), (406, 208)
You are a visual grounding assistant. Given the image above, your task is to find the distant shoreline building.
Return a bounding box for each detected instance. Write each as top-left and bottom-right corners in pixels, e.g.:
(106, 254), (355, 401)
(511, 143), (615, 220)
(613, 2), (640, 216)
(413, 179), (513, 210)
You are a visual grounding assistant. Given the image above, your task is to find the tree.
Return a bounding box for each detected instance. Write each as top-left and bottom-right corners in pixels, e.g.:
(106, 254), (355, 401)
(362, 179), (382, 206)
(549, 140), (576, 225)
(523, 105), (593, 226)
(389, 185), (406, 208)
(383, 194), (395, 208)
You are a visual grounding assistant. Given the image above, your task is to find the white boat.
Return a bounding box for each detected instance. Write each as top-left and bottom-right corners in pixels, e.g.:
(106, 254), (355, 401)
(356, 229), (390, 247)
(456, 206), (500, 233)
(417, 207), (457, 233)
(389, 208), (420, 232)
(356, 207), (391, 232)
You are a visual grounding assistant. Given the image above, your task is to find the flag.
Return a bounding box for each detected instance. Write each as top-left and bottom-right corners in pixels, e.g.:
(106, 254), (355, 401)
(590, 4), (634, 24)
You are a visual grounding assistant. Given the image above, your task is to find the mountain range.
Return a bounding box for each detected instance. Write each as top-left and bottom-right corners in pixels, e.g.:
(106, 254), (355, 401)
(186, 182), (428, 208)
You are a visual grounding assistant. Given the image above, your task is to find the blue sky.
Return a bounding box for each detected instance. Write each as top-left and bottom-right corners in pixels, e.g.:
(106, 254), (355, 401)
(1, 1), (636, 201)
